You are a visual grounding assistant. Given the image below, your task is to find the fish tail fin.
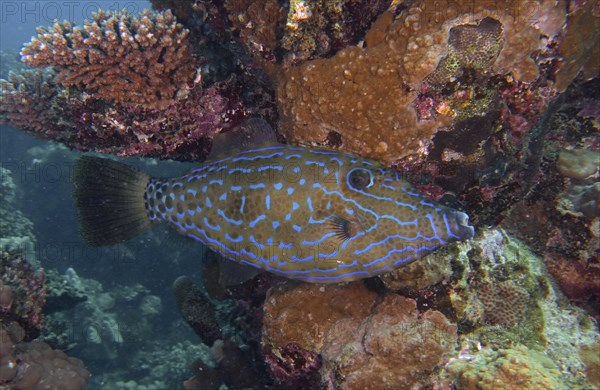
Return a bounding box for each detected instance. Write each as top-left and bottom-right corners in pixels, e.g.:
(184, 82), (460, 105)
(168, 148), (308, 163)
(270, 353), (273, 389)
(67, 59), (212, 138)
(73, 156), (153, 246)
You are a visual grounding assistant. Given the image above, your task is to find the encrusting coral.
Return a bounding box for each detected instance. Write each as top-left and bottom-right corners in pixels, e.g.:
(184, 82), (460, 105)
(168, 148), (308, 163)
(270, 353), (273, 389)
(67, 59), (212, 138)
(20, 9), (197, 109)
(262, 282), (457, 388)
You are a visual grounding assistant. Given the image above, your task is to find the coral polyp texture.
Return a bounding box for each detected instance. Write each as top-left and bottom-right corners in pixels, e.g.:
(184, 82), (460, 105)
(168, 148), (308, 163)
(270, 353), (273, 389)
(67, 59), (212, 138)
(20, 9), (197, 109)
(275, 0), (576, 165)
(262, 282), (457, 388)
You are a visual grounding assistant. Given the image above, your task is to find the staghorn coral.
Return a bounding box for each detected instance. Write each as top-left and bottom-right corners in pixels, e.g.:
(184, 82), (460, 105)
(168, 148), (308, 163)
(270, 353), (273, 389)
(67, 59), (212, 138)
(262, 282), (457, 388)
(477, 280), (530, 326)
(21, 9), (197, 109)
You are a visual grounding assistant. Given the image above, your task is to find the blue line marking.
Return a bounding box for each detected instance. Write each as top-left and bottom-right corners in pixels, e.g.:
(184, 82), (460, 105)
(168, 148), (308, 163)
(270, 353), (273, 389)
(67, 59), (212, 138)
(290, 255), (314, 263)
(258, 165), (283, 172)
(205, 197), (212, 208)
(285, 213), (292, 221)
(293, 225), (302, 232)
(233, 152), (284, 162)
(217, 209), (243, 226)
(249, 214), (266, 228)
(225, 233), (244, 243)
(265, 195), (271, 210)
(299, 178), (306, 185)
(273, 183), (283, 190)
(272, 221), (280, 229)
(303, 231), (336, 245)
(292, 202), (300, 210)
(443, 213), (461, 239)
(187, 210), (195, 216)
(238, 145), (285, 154)
(231, 185), (243, 191)
(249, 235), (265, 250)
(240, 196), (246, 214)
(249, 183), (266, 190)
(209, 179), (223, 185)
(203, 217), (221, 231)
(307, 197), (313, 212)
(287, 187), (294, 195)
(339, 260), (358, 268)
(219, 193), (227, 201)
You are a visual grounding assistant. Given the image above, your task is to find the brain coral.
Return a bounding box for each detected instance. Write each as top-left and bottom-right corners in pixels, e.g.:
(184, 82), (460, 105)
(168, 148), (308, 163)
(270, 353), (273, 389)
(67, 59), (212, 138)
(20, 9), (197, 109)
(477, 280), (530, 326)
(275, 1), (569, 165)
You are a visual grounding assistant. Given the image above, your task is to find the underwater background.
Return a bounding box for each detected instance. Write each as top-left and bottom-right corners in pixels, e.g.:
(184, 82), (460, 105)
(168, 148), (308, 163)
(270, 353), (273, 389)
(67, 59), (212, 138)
(0, 1), (599, 389)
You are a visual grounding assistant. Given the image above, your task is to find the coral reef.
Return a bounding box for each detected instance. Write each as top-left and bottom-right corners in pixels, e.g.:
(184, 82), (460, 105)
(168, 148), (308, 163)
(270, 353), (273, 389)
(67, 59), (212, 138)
(262, 282), (457, 388)
(501, 77), (600, 320)
(445, 344), (565, 390)
(21, 9), (197, 109)
(0, 252), (45, 340)
(173, 276), (221, 346)
(476, 280), (529, 326)
(0, 167), (38, 265)
(275, 1), (571, 164)
(0, 252), (90, 389)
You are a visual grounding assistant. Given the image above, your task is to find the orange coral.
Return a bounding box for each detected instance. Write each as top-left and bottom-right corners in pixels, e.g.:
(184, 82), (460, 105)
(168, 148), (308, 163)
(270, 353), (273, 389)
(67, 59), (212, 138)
(275, 1), (569, 165)
(20, 9), (197, 109)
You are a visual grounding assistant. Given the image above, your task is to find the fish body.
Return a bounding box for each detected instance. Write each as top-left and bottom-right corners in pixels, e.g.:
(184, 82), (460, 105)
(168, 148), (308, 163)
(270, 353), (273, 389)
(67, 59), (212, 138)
(142, 144), (473, 283)
(73, 122), (474, 283)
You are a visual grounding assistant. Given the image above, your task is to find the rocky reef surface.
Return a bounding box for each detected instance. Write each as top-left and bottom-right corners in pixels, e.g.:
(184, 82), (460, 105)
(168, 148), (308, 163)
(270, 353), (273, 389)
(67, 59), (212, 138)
(0, 0), (599, 388)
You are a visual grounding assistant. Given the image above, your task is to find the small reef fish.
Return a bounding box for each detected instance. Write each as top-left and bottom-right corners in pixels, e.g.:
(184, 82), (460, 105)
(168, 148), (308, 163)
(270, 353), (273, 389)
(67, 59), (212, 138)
(73, 119), (474, 283)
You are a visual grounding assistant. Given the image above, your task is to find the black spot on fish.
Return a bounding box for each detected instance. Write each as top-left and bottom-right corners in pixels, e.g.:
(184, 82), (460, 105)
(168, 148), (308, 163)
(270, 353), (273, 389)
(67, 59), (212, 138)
(165, 197), (173, 209)
(177, 203), (184, 213)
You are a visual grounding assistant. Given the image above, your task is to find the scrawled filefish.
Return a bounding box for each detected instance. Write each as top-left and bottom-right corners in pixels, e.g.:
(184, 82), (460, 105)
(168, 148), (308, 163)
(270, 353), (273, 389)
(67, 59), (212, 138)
(73, 119), (474, 283)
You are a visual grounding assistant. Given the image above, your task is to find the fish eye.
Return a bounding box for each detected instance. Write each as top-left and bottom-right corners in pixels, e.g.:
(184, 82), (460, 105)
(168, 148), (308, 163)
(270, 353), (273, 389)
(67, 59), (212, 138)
(347, 168), (373, 190)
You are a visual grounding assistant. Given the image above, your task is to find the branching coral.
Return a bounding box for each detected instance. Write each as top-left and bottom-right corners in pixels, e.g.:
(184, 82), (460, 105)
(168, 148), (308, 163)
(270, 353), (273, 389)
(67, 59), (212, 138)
(0, 70), (59, 137)
(21, 9), (197, 109)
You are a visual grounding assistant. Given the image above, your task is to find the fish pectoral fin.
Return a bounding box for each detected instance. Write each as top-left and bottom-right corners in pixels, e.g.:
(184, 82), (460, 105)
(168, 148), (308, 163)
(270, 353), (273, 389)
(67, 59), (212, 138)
(209, 118), (278, 158)
(217, 255), (263, 286)
(329, 214), (362, 242)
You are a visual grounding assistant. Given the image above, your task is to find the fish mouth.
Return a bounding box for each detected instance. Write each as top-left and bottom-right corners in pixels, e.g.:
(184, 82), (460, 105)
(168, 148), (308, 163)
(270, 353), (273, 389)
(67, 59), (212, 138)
(446, 210), (475, 240)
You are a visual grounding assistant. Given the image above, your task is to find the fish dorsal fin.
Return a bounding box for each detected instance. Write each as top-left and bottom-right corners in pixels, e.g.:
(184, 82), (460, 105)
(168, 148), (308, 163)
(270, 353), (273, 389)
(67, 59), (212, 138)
(209, 118), (278, 158)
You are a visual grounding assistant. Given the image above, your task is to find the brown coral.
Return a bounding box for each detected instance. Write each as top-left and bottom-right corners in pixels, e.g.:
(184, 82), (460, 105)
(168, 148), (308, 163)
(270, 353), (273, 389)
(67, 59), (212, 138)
(20, 9), (197, 109)
(275, 1), (568, 165)
(477, 280), (530, 326)
(0, 70), (59, 137)
(262, 282), (457, 388)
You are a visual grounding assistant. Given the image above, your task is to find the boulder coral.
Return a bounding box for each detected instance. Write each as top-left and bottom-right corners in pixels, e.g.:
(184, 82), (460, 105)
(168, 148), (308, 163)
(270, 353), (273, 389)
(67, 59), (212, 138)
(275, 0), (576, 165)
(262, 282), (457, 388)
